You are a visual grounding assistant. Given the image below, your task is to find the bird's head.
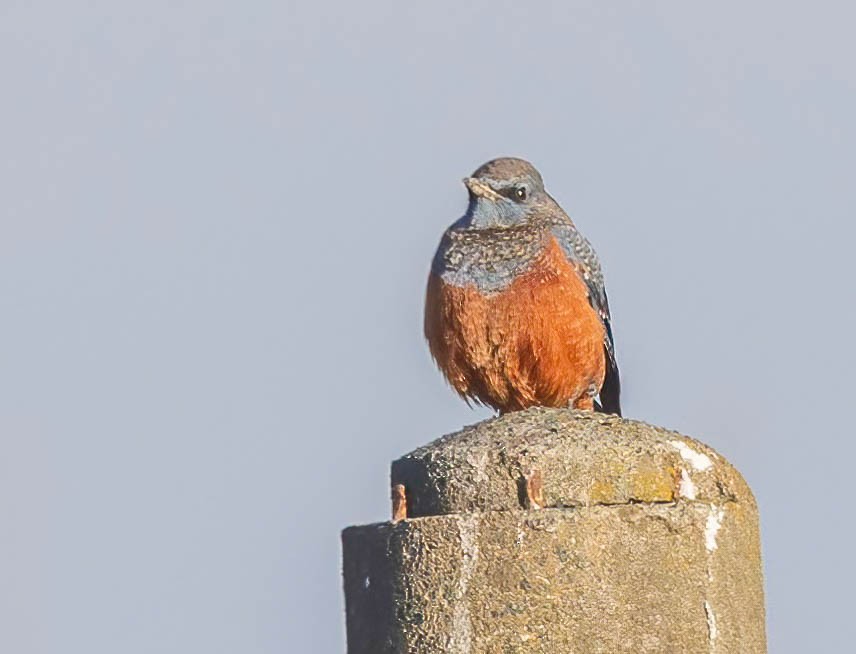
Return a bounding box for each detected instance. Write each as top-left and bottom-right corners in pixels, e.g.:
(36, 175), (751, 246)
(458, 157), (547, 229)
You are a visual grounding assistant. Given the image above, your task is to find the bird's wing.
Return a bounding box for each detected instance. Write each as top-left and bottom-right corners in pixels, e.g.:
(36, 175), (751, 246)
(551, 224), (622, 416)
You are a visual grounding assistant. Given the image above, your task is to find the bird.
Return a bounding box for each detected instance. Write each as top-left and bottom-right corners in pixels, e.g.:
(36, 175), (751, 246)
(424, 157), (621, 415)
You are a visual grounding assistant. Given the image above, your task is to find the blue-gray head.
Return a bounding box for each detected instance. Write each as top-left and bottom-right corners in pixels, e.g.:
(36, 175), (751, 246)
(458, 157), (549, 229)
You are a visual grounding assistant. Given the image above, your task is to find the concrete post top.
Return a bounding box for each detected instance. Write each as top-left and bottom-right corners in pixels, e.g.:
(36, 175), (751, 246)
(347, 408), (766, 652)
(392, 407), (753, 519)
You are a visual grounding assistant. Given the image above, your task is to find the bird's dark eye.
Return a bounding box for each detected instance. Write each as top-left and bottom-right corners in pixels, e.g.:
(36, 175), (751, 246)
(515, 186), (528, 201)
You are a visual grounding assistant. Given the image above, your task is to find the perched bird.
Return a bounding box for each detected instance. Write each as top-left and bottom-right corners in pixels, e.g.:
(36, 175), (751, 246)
(425, 157), (621, 415)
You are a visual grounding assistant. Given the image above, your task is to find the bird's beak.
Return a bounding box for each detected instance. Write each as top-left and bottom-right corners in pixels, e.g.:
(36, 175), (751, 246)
(463, 177), (501, 200)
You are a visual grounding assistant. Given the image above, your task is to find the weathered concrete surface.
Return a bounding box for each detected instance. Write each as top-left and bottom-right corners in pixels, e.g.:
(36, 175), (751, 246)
(343, 408), (766, 653)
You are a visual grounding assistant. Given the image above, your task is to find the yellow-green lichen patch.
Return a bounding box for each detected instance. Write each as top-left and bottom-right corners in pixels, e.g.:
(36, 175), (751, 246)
(630, 464), (676, 503)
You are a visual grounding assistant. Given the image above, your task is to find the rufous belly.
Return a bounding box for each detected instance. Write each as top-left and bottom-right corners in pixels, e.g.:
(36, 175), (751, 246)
(425, 238), (606, 412)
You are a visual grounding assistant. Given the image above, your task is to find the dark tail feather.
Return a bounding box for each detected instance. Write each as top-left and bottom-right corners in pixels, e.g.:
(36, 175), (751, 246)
(597, 351), (622, 416)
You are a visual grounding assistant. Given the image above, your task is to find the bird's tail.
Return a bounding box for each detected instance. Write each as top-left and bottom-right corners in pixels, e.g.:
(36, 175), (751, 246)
(597, 353), (622, 416)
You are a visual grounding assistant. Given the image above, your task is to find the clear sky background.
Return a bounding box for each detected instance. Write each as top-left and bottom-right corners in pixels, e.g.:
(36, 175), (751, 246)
(2, 2), (854, 652)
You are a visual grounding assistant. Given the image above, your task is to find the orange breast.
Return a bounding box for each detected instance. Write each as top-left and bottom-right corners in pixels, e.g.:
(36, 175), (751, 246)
(425, 237), (606, 412)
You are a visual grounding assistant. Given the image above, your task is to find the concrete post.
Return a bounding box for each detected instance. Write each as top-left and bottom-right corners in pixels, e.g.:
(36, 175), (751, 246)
(342, 408), (766, 653)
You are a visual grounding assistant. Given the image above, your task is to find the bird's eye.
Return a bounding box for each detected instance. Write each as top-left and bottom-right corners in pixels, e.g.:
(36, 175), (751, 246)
(515, 186), (528, 201)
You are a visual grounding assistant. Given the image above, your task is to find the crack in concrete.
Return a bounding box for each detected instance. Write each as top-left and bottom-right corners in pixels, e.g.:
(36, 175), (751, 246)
(704, 599), (718, 650)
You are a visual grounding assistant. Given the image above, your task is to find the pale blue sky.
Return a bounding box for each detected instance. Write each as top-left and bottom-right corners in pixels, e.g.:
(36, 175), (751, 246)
(2, 2), (854, 652)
